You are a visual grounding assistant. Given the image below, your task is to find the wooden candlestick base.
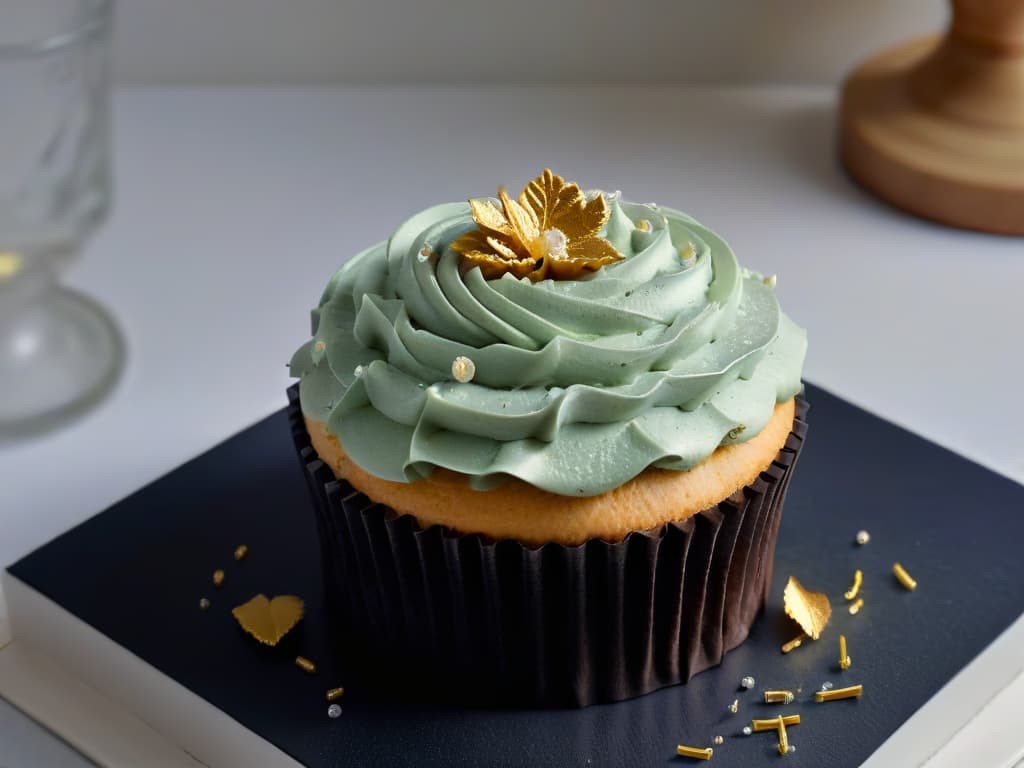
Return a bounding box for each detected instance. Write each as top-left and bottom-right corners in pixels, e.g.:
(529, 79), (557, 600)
(839, 1), (1024, 235)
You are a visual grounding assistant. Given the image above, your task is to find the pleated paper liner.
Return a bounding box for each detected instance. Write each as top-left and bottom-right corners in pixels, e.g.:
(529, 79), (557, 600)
(288, 386), (808, 707)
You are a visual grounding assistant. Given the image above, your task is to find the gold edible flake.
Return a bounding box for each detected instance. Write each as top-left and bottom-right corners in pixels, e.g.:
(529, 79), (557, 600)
(231, 594), (305, 646)
(783, 576), (832, 640)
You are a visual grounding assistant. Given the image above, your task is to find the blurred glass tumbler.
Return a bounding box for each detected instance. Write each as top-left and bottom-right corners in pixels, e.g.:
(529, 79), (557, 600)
(0, 0), (123, 434)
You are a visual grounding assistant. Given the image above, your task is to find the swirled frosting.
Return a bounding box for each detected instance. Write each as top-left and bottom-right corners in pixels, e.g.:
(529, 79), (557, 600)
(290, 195), (806, 496)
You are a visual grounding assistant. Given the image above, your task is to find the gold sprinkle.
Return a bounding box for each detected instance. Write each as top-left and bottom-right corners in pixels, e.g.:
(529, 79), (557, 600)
(675, 744), (713, 760)
(0, 251), (23, 280)
(713, 735), (724, 746)
(893, 562), (917, 591)
(679, 242), (696, 262)
(781, 633), (808, 654)
(451, 355), (476, 384)
(776, 715), (789, 756)
(295, 656), (317, 674)
(844, 569), (863, 601)
(815, 684), (863, 702)
(763, 274), (777, 288)
(849, 597), (865, 615)
(314, 340), (326, 352)
(728, 698), (739, 714)
(783, 576), (832, 640)
(212, 569), (225, 587)
(326, 687), (345, 701)
(234, 544), (248, 561)
(764, 690), (795, 704)
(636, 219), (652, 232)
(752, 715), (800, 732)
(727, 424), (747, 440)
(839, 634), (851, 670)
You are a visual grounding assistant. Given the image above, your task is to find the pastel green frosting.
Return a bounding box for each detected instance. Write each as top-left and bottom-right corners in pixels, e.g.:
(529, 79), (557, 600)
(290, 195), (806, 496)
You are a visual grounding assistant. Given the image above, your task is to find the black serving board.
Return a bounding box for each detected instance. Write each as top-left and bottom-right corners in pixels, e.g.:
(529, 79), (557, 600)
(9, 383), (1024, 768)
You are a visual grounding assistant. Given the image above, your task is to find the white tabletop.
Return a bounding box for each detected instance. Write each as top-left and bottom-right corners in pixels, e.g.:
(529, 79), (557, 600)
(1, 85), (1022, 767)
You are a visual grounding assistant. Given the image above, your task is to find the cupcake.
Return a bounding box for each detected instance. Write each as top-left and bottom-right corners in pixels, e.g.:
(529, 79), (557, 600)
(289, 170), (807, 706)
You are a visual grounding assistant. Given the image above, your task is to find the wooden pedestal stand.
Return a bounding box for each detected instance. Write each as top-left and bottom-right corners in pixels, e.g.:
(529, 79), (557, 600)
(839, 0), (1024, 235)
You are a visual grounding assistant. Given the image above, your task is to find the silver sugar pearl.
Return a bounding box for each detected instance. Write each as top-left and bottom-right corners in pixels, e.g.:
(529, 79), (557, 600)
(821, 681), (833, 691)
(788, 745), (796, 753)
(742, 726), (752, 736)
(856, 530), (871, 545)
(713, 736), (724, 746)
(199, 597), (211, 611)
(728, 699), (739, 714)
(740, 676), (755, 690)
(327, 704), (342, 718)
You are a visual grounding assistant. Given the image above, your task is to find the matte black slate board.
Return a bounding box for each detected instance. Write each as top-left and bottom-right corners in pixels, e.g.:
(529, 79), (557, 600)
(9, 383), (1024, 768)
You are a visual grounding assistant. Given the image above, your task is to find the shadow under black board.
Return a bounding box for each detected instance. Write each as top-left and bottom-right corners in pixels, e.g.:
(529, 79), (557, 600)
(9, 382), (1024, 767)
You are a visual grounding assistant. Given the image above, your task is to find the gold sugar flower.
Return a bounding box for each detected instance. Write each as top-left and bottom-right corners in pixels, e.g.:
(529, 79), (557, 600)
(451, 169), (625, 281)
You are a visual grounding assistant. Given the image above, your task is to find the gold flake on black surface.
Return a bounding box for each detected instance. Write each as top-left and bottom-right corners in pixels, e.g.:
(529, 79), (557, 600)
(231, 594), (305, 646)
(783, 576), (832, 640)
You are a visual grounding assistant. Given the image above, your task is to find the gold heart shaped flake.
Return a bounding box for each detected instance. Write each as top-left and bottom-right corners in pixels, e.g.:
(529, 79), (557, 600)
(232, 594), (305, 646)
(783, 576), (832, 640)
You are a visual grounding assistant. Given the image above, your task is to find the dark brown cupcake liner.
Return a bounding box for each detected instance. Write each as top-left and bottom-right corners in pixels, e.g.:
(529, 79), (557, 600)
(288, 385), (808, 707)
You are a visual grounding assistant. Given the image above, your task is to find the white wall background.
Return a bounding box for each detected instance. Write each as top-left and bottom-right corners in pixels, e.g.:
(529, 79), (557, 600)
(114, 0), (948, 85)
